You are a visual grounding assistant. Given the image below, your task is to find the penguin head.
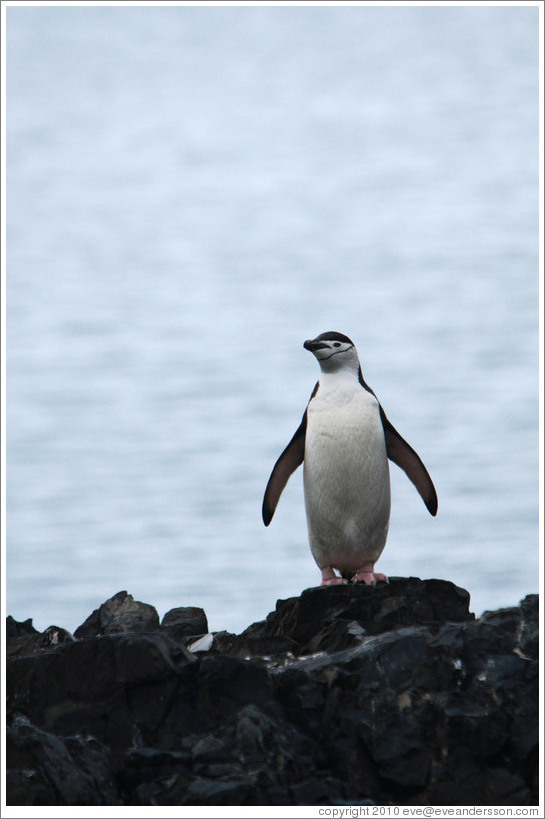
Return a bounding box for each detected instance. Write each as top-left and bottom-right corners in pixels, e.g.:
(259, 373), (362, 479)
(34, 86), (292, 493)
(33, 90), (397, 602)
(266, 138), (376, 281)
(304, 332), (359, 373)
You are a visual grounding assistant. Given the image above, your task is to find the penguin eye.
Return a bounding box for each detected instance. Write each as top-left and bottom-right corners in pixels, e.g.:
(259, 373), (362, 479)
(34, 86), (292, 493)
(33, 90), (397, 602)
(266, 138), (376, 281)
(333, 342), (341, 348)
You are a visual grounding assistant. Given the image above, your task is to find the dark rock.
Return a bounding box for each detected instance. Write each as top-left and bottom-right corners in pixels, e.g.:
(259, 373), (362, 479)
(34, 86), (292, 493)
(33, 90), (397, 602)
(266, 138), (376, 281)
(6, 619), (75, 661)
(6, 578), (539, 806)
(427, 753), (532, 806)
(74, 590), (160, 638)
(7, 714), (121, 805)
(120, 748), (192, 805)
(195, 654), (273, 726)
(161, 606), (208, 640)
(7, 629), (196, 769)
(6, 615), (38, 640)
(289, 777), (360, 805)
(518, 594), (539, 659)
(183, 776), (264, 806)
(220, 578), (474, 658)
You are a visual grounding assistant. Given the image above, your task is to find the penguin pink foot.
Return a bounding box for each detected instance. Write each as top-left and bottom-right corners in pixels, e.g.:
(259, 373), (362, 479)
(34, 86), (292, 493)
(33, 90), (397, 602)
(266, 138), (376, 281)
(320, 566), (347, 586)
(351, 562), (387, 585)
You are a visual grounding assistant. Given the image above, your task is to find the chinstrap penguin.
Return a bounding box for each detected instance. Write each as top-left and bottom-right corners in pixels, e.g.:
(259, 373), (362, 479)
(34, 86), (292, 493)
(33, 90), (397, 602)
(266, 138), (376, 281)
(262, 332), (437, 586)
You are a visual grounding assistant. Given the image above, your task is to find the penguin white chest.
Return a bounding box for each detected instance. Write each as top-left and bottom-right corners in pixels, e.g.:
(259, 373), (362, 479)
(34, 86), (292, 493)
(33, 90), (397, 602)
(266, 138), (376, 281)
(303, 380), (391, 572)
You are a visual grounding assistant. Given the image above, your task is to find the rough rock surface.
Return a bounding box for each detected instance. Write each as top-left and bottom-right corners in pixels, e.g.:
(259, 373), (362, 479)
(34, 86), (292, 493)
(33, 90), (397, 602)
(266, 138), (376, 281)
(6, 581), (539, 806)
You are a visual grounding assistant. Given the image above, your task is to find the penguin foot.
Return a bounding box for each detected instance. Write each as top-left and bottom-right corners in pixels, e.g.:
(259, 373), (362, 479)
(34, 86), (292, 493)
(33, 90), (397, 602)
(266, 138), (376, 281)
(320, 566), (347, 586)
(351, 564), (388, 585)
(351, 572), (387, 584)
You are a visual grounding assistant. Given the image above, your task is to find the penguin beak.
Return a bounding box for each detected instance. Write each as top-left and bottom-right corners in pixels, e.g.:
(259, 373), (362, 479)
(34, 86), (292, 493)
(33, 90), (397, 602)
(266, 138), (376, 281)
(304, 338), (329, 352)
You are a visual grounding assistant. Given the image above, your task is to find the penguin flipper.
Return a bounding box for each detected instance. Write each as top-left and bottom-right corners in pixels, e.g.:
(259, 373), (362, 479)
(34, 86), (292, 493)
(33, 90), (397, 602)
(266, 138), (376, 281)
(262, 414), (307, 526)
(380, 407), (438, 516)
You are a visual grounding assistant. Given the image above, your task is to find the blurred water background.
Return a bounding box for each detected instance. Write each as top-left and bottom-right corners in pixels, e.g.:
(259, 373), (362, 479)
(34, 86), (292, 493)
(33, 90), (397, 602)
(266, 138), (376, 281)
(6, 5), (540, 635)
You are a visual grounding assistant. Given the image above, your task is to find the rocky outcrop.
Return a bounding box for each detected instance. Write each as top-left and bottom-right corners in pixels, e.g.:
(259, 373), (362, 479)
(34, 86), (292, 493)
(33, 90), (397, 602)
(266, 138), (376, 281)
(6, 581), (539, 806)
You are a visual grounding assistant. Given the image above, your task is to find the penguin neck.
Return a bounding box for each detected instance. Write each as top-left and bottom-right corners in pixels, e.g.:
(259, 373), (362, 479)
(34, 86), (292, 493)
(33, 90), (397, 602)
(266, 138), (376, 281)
(318, 359), (361, 390)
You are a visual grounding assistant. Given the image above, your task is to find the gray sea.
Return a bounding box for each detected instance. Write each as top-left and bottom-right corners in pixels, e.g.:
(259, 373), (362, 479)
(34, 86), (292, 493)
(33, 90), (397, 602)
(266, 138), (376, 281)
(6, 5), (540, 636)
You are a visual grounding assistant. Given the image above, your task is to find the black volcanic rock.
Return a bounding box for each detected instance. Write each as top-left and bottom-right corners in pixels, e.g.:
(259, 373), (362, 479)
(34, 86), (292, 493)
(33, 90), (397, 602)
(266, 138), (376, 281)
(6, 582), (539, 807)
(213, 577), (474, 657)
(161, 606), (209, 640)
(7, 715), (120, 806)
(74, 590), (160, 638)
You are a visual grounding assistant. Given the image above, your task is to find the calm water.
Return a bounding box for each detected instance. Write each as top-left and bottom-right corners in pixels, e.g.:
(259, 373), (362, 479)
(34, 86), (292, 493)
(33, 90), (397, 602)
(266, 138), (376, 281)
(6, 6), (540, 635)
